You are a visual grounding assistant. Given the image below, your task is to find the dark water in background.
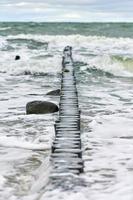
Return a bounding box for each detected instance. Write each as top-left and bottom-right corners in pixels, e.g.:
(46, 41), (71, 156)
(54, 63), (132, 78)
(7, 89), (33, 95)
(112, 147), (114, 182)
(0, 22), (133, 200)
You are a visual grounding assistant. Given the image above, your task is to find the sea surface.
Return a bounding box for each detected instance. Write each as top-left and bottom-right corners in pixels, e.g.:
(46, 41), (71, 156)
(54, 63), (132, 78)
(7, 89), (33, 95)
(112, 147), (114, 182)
(0, 22), (133, 200)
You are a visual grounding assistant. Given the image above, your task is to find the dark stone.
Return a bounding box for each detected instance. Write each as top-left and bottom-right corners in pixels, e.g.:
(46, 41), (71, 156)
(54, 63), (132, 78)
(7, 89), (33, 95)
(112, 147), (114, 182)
(26, 101), (59, 114)
(15, 55), (20, 60)
(46, 89), (60, 96)
(64, 69), (70, 72)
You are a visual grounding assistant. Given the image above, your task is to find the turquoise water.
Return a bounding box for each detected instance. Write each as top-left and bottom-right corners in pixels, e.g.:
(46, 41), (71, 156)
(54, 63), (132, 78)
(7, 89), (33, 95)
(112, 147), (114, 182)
(0, 23), (133, 200)
(0, 22), (133, 37)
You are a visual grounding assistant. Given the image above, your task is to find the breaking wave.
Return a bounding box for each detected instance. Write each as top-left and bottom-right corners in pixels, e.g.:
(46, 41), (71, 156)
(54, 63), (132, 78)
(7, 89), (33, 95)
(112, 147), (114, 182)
(7, 38), (48, 50)
(0, 34), (133, 77)
(5, 34), (133, 53)
(75, 54), (133, 77)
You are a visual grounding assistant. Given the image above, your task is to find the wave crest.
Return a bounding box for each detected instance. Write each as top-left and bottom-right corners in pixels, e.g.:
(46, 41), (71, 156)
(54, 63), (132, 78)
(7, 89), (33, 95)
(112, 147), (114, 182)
(77, 54), (133, 77)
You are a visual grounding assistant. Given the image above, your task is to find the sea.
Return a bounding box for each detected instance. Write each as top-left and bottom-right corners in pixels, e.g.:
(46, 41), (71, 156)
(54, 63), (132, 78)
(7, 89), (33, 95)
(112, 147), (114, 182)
(0, 22), (133, 200)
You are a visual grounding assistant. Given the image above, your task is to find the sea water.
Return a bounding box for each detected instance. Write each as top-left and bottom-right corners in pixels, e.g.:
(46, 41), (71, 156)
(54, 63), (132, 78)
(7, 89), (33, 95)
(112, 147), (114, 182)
(0, 22), (133, 200)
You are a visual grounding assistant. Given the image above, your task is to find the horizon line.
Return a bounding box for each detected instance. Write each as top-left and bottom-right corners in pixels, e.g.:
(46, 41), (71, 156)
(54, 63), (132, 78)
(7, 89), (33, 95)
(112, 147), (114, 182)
(0, 21), (133, 23)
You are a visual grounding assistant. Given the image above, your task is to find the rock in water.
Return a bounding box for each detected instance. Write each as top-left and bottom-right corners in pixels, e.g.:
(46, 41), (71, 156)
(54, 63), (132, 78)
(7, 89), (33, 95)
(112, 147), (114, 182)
(15, 55), (20, 60)
(64, 69), (70, 72)
(26, 101), (59, 114)
(46, 89), (60, 96)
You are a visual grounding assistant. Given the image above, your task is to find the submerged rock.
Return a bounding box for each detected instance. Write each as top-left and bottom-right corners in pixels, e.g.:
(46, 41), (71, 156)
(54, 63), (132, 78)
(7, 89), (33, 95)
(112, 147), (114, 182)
(26, 101), (59, 114)
(46, 89), (60, 96)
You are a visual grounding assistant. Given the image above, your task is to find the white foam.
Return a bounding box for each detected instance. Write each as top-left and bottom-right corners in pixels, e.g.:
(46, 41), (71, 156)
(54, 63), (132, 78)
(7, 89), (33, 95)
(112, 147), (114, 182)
(40, 189), (89, 200)
(30, 157), (51, 193)
(0, 27), (11, 31)
(77, 54), (133, 77)
(6, 34), (133, 54)
(0, 36), (7, 48)
(1, 34), (132, 76)
(89, 115), (133, 139)
(0, 136), (50, 150)
(0, 49), (62, 75)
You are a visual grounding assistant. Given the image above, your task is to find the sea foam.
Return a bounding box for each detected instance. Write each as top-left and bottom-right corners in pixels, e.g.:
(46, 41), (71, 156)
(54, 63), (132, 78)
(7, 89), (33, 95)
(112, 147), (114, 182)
(1, 34), (133, 77)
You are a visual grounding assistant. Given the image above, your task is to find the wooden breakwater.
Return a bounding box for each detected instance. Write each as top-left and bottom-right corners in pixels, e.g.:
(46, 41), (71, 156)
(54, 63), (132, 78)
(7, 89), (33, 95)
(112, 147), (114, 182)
(50, 46), (83, 187)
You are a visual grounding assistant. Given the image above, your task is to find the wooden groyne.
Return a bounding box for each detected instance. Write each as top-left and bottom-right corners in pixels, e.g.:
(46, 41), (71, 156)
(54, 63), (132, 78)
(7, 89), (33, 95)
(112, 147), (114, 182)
(50, 46), (83, 187)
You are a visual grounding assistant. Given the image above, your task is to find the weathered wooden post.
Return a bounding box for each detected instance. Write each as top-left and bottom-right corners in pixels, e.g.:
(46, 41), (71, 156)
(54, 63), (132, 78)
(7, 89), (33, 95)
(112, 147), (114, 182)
(50, 46), (83, 187)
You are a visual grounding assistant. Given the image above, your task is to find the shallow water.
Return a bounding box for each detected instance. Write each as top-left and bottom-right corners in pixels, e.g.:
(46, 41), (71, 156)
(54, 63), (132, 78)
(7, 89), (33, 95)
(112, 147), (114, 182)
(0, 22), (133, 200)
